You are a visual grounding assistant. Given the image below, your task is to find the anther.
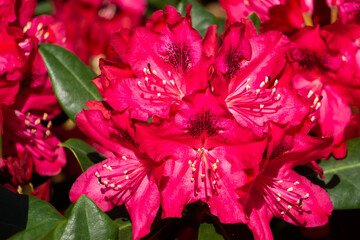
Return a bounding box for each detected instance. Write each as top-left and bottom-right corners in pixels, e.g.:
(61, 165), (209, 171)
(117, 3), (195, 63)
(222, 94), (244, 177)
(110, 183), (115, 188)
(310, 116), (316, 122)
(126, 175), (130, 180)
(216, 159), (220, 164)
(213, 165), (218, 171)
(191, 178), (195, 182)
(246, 85), (251, 91)
(168, 71), (171, 77)
(315, 102), (321, 110)
(31, 129), (37, 134)
(277, 180), (283, 183)
(45, 130), (51, 136)
(162, 80), (167, 85)
(287, 205), (292, 210)
(307, 90), (314, 98)
(188, 160), (192, 166)
(256, 89), (261, 94)
(313, 96), (319, 105)
(145, 77), (148, 82)
(170, 80), (175, 86)
(137, 81), (141, 87)
(157, 93), (161, 97)
(103, 180), (108, 185)
(192, 167), (196, 172)
(276, 197), (281, 201)
(281, 211), (286, 215)
(265, 76), (269, 83)
(43, 113), (48, 120)
(200, 174), (206, 178)
(212, 180), (216, 185)
(152, 70), (157, 75)
(24, 120), (30, 126)
(260, 104), (264, 109)
(276, 94), (281, 100)
(274, 79), (278, 86)
(37, 23), (43, 31)
(247, 78), (251, 83)
(294, 181), (300, 185)
(260, 81), (266, 88)
(23, 22), (31, 33)
(35, 119), (41, 125)
(47, 121), (52, 128)
(44, 32), (49, 40)
(304, 193), (309, 199)
(95, 172), (100, 177)
(287, 187), (293, 192)
(122, 156), (127, 160)
(123, 170), (128, 174)
(272, 88), (276, 94)
(143, 68), (147, 75)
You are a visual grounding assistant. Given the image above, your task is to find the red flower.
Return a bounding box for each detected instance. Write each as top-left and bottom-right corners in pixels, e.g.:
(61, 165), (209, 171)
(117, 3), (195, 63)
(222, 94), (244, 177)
(237, 133), (334, 240)
(70, 106), (162, 240)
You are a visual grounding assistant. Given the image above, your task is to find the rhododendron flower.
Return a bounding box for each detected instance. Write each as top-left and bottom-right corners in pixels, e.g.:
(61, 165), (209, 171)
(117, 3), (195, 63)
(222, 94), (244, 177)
(96, 5), (208, 121)
(53, 0), (146, 64)
(136, 89), (267, 224)
(70, 106), (162, 240)
(213, 22), (311, 136)
(237, 133), (334, 240)
(287, 25), (360, 158)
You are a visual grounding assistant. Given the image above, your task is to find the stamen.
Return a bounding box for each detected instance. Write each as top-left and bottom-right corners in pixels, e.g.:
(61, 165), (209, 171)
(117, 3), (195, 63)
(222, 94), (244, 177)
(37, 23), (43, 31)
(307, 90), (314, 98)
(294, 181), (300, 185)
(122, 156), (127, 160)
(287, 187), (293, 192)
(315, 102), (321, 110)
(44, 32), (49, 40)
(276, 94), (281, 100)
(43, 113), (48, 120)
(167, 71), (171, 77)
(35, 119), (41, 125)
(310, 116), (316, 122)
(304, 193), (309, 199)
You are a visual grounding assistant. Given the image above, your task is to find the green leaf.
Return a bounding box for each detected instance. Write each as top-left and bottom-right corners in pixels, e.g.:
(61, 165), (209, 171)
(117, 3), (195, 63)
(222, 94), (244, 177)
(58, 195), (118, 240)
(39, 43), (102, 122)
(248, 12), (261, 34)
(61, 138), (106, 172)
(177, 0), (225, 37)
(10, 196), (66, 240)
(319, 138), (360, 209)
(114, 218), (133, 240)
(198, 223), (224, 240)
(35, 1), (53, 16)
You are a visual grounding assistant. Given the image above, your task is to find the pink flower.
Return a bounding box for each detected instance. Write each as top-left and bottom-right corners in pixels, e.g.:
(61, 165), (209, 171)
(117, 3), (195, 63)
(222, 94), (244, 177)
(214, 23), (311, 136)
(287, 25), (360, 158)
(96, 5), (208, 121)
(3, 109), (66, 176)
(237, 133), (334, 240)
(136, 89), (267, 224)
(70, 106), (162, 240)
(53, 0), (146, 63)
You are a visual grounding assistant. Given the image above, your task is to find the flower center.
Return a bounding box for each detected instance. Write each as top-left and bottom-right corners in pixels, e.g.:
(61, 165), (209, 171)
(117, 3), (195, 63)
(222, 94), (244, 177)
(4, 110), (58, 162)
(95, 155), (149, 203)
(226, 77), (281, 122)
(137, 64), (184, 104)
(163, 42), (192, 73)
(225, 49), (246, 79)
(188, 148), (222, 197)
(256, 175), (310, 218)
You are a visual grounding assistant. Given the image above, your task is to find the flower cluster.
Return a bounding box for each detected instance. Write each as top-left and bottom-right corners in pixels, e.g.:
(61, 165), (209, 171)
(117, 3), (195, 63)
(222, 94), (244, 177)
(0, 0), (66, 199)
(66, 4), (356, 239)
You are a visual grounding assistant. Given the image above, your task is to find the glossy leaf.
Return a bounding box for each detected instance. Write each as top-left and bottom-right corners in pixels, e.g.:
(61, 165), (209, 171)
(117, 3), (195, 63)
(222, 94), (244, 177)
(114, 218), (133, 240)
(35, 1), (53, 16)
(319, 138), (360, 209)
(248, 12), (261, 34)
(10, 196), (66, 240)
(61, 138), (106, 172)
(58, 195), (118, 240)
(39, 43), (102, 122)
(177, 0), (225, 37)
(198, 223), (224, 240)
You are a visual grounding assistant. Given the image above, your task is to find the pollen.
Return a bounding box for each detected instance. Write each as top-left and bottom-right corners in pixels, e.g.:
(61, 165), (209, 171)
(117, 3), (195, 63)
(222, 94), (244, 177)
(307, 90), (314, 98)
(37, 23), (43, 31)
(44, 32), (49, 40)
